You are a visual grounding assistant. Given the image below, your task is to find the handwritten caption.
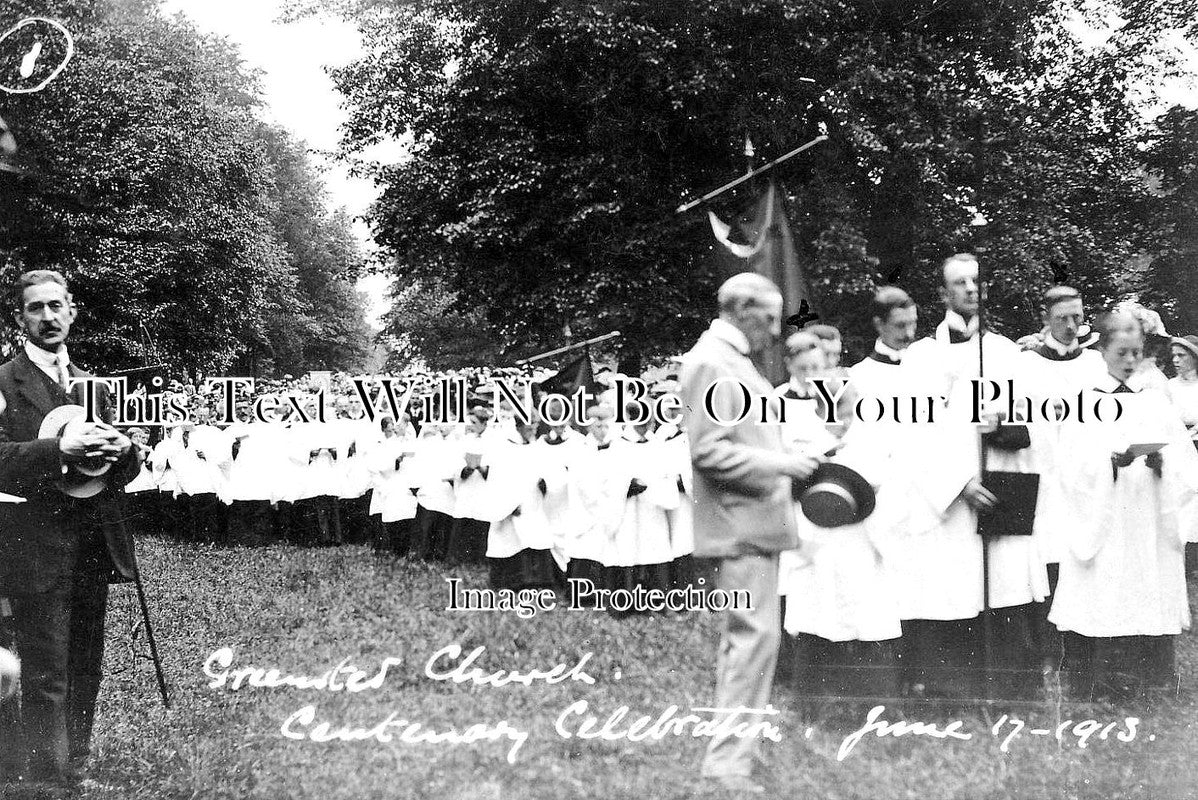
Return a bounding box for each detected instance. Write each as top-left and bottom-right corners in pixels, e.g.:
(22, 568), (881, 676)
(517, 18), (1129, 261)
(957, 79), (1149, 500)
(836, 706), (1141, 760)
(1, 18), (74, 95)
(203, 645), (780, 763)
(202, 647), (1146, 764)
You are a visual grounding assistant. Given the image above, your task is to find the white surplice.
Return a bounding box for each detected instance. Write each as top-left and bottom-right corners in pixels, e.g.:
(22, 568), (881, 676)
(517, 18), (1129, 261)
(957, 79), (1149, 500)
(1049, 377), (1198, 637)
(894, 322), (1049, 620)
(774, 366), (903, 642)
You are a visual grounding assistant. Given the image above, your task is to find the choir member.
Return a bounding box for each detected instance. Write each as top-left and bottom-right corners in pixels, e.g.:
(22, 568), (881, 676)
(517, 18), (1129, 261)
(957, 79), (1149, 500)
(446, 407), (496, 565)
(776, 330), (902, 697)
(898, 253), (1049, 698)
(1051, 312), (1198, 697)
(486, 418), (566, 589)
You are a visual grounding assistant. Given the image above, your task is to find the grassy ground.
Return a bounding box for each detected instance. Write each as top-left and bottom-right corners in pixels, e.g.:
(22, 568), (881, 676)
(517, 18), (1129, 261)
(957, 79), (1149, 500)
(67, 537), (1198, 800)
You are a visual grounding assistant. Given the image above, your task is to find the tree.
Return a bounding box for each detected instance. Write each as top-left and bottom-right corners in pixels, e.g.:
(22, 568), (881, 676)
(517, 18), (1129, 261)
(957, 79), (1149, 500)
(249, 124), (372, 376)
(312, 0), (1193, 362)
(1139, 106), (1198, 334)
(0, 0), (371, 376)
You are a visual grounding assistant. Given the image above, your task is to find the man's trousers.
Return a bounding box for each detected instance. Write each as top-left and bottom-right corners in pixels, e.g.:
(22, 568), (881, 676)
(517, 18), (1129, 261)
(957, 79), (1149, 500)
(4, 575), (108, 782)
(701, 553), (781, 779)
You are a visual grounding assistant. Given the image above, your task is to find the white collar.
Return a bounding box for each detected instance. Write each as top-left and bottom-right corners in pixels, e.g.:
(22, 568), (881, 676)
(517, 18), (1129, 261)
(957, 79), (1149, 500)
(709, 318), (751, 356)
(873, 339), (905, 362)
(787, 377), (815, 398)
(25, 340), (68, 370)
(1043, 333), (1078, 356)
(945, 310), (978, 337)
(1097, 372), (1138, 393)
(621, 426), (651, 444)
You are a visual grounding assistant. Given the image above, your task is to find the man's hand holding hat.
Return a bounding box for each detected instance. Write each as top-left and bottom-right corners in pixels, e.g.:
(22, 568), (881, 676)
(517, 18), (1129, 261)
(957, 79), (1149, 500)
(59, 417), (132, 463)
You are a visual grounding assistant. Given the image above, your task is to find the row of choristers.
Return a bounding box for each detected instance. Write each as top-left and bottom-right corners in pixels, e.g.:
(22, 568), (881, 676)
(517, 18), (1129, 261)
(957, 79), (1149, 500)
(774, 269), (1198, 702)
(121, 395), (697, 604)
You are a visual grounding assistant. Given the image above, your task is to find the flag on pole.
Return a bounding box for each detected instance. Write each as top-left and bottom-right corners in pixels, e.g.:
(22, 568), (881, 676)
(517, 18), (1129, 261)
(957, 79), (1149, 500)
(537, 350), (598, 397)
(707, 179), (815, 384)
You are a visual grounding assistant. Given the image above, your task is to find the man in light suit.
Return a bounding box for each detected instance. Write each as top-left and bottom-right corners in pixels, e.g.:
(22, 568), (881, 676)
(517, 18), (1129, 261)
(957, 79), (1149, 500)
(0, 270), (140, 789)
(679, 273), (822, 793)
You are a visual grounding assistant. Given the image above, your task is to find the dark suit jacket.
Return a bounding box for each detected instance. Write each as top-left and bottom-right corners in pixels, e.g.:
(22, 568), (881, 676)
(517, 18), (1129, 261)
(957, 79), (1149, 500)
(0, 350), (140, 595)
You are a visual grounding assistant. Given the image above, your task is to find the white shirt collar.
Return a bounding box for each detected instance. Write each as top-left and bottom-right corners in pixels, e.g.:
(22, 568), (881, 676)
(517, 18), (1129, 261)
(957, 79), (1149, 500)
(873, 339), (905, 362)
(25, 339), (68, 370)
(1043, 333), (1078, 356)
(25, 340), (70, 387)
(709, 318), (751, 356)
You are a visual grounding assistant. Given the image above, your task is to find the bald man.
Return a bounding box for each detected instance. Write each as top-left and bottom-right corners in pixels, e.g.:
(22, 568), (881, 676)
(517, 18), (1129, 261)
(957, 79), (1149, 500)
(679, 272), (821, 792)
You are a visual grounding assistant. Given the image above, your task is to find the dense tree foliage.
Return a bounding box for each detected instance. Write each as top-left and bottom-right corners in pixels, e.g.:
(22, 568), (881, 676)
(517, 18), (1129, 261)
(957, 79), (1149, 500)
(0, 0), (371, 376)
(1140, 106), (1198, 335)
(311, 0), (1196, 364)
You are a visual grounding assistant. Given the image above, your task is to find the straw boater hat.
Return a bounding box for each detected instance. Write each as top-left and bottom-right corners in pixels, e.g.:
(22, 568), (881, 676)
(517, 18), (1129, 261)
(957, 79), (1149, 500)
(1172, 335), (1198, 363)
(792, 462), (876, 528)
(38, 404), (111, 498)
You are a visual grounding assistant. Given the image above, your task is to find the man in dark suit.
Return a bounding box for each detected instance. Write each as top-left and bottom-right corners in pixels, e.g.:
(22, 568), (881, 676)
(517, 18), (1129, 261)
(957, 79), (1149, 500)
(0, 270), (140, 789)
(679, 273), (822, 794)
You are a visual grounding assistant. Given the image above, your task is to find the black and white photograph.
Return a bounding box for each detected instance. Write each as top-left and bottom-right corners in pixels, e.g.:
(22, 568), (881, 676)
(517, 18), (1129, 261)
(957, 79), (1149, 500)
(1, 0), (1197, 797)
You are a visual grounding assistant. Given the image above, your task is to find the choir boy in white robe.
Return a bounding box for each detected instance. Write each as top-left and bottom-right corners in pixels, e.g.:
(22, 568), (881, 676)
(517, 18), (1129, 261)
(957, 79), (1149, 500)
(368, 416), (420, 555)
(411, 423), (459, 560)
(171, 415), (234, 543)
(899, 253), (1049, 698)
(775, 329), (904, 697)
(1051, 312), (1198, 696)
(223, 409), (281, 546)
(486, 418), (565, 589)
(1016, 286), (1107, 668)
(333, 395), (382, 545)
(122, 427), (161, 536)
(447, 407), (496, 564)
(605, 404), (678, 603)
(564, 410), (624, 596)
(536, 416), (583, 554)
(288, 397), (343, 545)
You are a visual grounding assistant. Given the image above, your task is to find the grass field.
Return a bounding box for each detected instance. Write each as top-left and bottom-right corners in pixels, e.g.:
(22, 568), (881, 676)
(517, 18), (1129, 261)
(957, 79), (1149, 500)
(69, 537), (1198, 800)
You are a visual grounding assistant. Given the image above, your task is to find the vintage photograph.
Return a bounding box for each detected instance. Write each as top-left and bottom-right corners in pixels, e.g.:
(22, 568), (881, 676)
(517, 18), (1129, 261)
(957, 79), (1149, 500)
(1, 0), (1197, 797)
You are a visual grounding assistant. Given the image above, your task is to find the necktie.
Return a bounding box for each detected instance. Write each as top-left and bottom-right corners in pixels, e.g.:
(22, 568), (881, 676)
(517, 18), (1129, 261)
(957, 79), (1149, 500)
(1112, 382), (1133, 394)
(53, 355), (70, 394)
